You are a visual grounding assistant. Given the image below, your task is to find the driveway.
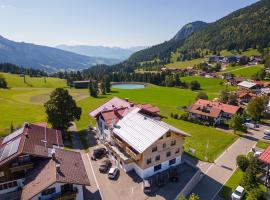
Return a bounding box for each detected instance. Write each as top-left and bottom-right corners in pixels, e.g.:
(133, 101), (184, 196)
(191, 137), (256, 200)
(85, 144), (198, 200)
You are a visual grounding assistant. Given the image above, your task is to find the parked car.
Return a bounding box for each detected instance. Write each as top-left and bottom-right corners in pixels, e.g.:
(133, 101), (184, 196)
(169, 167), (178, 182)
(231, 186), (245, 200)
(254, 151), (262, 157)
(142, 179), (152, 193)
(108, 167), (119, 179)
(263, 135), (270, 140)
(243, 122), (258, 129)
(99, 159), (112, 173)
(155, 173), (166, 187)
(93, 148), (106, 159)
(264, 129), (270, 135)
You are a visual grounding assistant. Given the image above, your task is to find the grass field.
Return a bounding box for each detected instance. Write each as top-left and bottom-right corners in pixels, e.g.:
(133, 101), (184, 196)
(222, 65), (263, 78)
(256, 140), (270, 149)
(165, 58), (204, 69)
(0, 73), (237, 162)
(220, 49), (261, 57)
(0, 72), (67, 88)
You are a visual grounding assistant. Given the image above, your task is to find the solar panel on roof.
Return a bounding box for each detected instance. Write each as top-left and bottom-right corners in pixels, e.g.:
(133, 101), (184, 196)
(0, 137), (21, 162)
(2, 127), (24, 144)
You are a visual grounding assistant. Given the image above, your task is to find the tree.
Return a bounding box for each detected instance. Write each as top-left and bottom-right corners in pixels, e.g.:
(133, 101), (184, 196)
(189, 80), (200, 90)
(236, 155), (249, 171)
(229, 114), (246, 133)
(219, 90), (229, 103)
(100, 80), (106, 95)
(174, 73), (181, 86)
(239, 56), (249, 65)
(247, 96), (268, 122)
(241, 157), (259, 191)
(189, 193), (199, 200)
(10, 123), (14, 132)
(246, 187), (264, 200)
(0, 75), (7, 88)
(44, 88), (82, 131)
(89, 79), (98, 98)
(227, 93), (238, 105)
(103, 75), (111, 93)
(196, 91), (208, 100)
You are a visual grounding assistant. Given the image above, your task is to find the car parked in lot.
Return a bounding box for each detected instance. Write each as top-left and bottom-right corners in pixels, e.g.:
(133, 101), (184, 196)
(243, 122), (258, 129)
(108, 167), (120, 180)
(99, 159), (112, 173)
(142, 179), (152, 193)
(231, 186), (245, 200)
(169, 167), (178, 182)
(93, 147), (107, 159)
(264, 129), (270, 135)
(263, 135), (270, 140)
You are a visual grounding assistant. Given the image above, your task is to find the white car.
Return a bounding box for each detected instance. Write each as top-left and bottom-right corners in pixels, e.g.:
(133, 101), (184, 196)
(254, 151), (262, 157)
(264, 129), (270, 135)
(231, 186), (245, 200)
(108, 167), (119, 179)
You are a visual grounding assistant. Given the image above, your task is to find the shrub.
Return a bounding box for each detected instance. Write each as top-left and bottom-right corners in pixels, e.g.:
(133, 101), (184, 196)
(189, 80), (201, 90)
(246, 187), (264, 200)
(174, 114), (179, 119)
(236, 155), (249, 172)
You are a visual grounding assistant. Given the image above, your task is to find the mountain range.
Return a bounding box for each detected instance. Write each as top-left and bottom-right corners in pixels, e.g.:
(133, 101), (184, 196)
(56, 45), (146, 61)
(127, 0), (270, 65)
(0, 36), (122, 72)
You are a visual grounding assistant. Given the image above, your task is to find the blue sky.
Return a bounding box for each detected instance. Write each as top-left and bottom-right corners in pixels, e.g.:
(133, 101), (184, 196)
(0, 0), (258, 48)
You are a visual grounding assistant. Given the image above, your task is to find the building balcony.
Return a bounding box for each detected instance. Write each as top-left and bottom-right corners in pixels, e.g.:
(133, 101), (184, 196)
(126, 146), (141, 161)
(112, 135), (125, 148)
(39, 188), (78, 200)
(10, 162), (34, 173)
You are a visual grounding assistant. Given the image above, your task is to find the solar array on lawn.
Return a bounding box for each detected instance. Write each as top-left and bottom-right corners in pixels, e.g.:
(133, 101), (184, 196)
(0, 137), (21, 162)
(2, 127), (24, 144)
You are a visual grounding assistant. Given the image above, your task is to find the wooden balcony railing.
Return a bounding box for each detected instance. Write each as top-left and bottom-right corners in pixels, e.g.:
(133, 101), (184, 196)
(126, 146), (141, 161)
(10, 163), (34, 173)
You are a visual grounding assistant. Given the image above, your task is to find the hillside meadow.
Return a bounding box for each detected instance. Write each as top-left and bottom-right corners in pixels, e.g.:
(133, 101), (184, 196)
(0, 73), (237, 162)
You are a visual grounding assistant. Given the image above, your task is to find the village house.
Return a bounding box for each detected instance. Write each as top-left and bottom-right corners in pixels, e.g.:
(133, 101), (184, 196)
(235, 90), (257, 104)
(237, 80), (259, 91)
(89, 97), (190, 178)
(0, 123), (89, 200)
(187, 99), (241, 125)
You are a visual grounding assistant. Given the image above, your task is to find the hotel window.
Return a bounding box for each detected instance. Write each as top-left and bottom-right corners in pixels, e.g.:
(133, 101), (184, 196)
(154, 164), (162, 172)
(166, 151), (171, 157)
(152, 146), (157, 152)
(171, 140), (176, 146)
(0, 171), (4, 177)
(155, 155), (160, 161)
(163, 143), (166, 148)
(146, 158), (152, 164)
(175, 148), (180, 154)
(166, 132), (171, 138)
(169, 158), (176, 166)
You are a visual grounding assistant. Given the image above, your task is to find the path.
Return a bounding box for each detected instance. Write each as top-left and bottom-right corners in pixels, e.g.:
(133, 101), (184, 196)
(69, 122), (83, 150)
(191, 137), (256, 200)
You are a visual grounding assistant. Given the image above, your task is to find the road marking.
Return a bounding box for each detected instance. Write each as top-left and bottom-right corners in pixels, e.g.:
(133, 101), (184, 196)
(87, 153), (104, 200)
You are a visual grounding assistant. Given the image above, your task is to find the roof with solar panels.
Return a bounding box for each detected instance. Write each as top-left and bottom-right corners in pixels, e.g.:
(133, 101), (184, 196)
(0, 122), (63, 166)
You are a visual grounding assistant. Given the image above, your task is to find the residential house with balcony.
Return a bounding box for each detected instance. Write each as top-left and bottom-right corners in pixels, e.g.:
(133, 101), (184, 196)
(187, 99), (241, 125)
(0, 123), (89, 200)
(89, 97), (190, 179)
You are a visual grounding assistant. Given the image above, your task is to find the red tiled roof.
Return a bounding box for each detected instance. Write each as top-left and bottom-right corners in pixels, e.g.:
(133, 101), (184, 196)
(21, 149), (90, 200)
(89, 97), (131, 117)
(192, 99), (240, 115)
(188, 104), (222, 118)
(0, 124), (63, 166)
(137, 104), (160, 113)
(259, 145), (270, 164)
(100, 108), (128, 128)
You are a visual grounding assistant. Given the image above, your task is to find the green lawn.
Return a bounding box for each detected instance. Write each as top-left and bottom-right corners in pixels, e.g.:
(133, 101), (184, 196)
(165, 58), (205, 69)
(0, 72), (67, 88)
(219, 168), (244, 199)
(220, 49), (261, 57)
(0, 74), (237, 162)
(256, 140), (270, 149)
(222, 65), (263, 78)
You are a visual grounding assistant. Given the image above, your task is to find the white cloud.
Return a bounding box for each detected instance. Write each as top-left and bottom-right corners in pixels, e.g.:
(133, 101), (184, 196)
(0, 4), (12, 9)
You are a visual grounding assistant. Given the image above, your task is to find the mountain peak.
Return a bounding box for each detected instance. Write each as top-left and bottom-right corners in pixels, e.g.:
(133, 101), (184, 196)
(172, 21), (208, 41)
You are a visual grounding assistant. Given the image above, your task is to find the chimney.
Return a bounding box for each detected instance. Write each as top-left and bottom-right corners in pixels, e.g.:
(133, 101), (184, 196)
(24, 122), (30, 138)
(24, 122), (30, 129)
(51, 149), (56, 160)
(56, 163), (61, 172)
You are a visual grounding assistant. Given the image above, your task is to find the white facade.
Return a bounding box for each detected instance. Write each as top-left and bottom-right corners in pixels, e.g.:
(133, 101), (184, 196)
(133, 156), (182, 179)
(32, 182), (84, 200)
(0, 178), (24, 195)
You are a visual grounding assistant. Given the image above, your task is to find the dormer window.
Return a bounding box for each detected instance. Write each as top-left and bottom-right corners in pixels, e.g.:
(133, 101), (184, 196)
(0, 171), (4, 177)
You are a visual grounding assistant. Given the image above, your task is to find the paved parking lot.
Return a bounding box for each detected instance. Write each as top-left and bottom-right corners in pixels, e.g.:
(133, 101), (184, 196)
(86, 147), (198, 200)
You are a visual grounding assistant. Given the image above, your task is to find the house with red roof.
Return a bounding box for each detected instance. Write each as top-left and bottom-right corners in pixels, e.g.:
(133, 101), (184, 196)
(188, 99), (241, 125)
(0, 123), (89, 199)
